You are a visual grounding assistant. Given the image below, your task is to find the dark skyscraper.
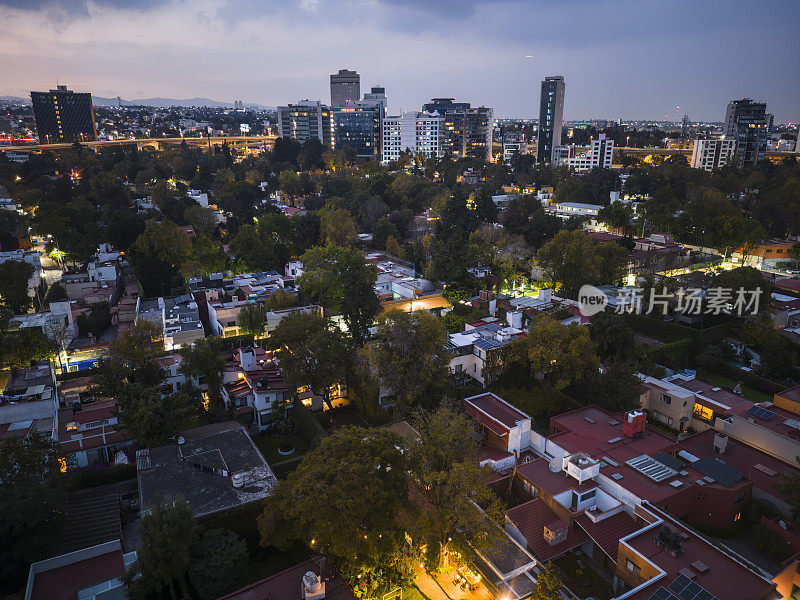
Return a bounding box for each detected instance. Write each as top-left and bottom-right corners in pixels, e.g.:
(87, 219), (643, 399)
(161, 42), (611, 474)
(30, 85), (97, 143)
(330, 69), (360, 108)
(536, 76), (565, 164)
(421, 98), (493, 161)
(724, 98), (768, 167)
(333, 101), (382, 159)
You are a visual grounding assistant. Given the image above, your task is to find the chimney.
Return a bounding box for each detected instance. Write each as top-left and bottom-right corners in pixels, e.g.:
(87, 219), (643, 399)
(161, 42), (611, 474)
(301, 571), (326, 600)
(713, 433), (728, 455)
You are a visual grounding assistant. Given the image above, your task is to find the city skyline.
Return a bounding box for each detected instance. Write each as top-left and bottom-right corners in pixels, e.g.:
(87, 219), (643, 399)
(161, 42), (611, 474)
(1, 0), (799, 122)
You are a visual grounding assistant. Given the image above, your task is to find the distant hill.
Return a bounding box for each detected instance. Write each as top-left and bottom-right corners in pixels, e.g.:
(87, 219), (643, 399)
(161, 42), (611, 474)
(93, 96), (271, 109)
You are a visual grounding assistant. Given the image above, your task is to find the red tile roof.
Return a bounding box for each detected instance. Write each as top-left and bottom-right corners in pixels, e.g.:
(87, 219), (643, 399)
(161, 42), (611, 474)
(574, 510), (640, 560)
(30, 549), (125, 600)
(465, 392), (529, 429)
(506, 499), (588, 561)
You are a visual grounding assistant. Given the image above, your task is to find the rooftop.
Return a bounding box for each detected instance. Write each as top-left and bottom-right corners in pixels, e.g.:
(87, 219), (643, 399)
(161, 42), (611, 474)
(218, 558), (356, 600)
(465, 392), (529, 431)
(137, 422), (276, 517)
(506, 498), (588, 561)
(27, 540), (129, 600)
(623, 505), (776, 600)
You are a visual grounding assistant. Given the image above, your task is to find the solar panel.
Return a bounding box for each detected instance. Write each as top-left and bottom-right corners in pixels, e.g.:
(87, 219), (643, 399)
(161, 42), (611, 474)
(666, 574), (720, 600)
(627, 454), (678, 482)
(692, 457), (743, 487)
(647, 588), (678, 600)
(746, 405), (775, 420)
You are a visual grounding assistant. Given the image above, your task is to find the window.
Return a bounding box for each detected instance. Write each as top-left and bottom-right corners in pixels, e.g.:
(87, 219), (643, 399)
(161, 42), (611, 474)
(661, 394), (672, 405)
(735, 492), (745, 504)
(626, 559), (641, 576)
(581, 489), (596, 500)
(734, 512), (741, 522)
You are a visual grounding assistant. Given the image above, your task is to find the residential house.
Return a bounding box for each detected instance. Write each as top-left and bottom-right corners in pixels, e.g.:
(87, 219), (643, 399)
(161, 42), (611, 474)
(447, 317), (525, 385)
(221, 347), (289, 429)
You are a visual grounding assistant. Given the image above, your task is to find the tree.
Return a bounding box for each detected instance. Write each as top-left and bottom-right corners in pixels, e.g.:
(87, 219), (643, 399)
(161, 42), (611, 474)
(258, 427), (407, 580)
(597, 201), (634, 233)
(360, 310), (448, 411)
(715, 266), (770, 314)
(129, 220), (192, 297)
(184, 204), (218, 237)
(0, 482), (65, 593)
(187, 528), (248, 600)
(571, 361), (640, 413)
(441, 312), (466, 334)
(532, 562), (563, 600)
(589, 311), (634, 361)
(298, 246), (380, 344)
(0, 259), (34, 313)
(320, 207), (358, 248)
(385, 235), (405, 260)
(407, 404), (504, 569)
(0, 430), (62, 485)
(535, 230), (601, 296)
(269, 313), (352, 410)
(238, 302), (267, 338)
(179, 338), (226, 420)
(493, 314), (599, 391)
(125, 498), (195, 600)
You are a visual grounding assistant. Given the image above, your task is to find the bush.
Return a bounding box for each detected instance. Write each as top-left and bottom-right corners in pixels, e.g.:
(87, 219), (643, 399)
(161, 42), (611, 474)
(752, 524), (792, 561)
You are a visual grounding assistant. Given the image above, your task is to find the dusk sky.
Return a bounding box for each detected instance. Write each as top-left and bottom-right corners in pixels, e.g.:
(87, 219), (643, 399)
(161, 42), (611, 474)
(1, 0), (799, 122)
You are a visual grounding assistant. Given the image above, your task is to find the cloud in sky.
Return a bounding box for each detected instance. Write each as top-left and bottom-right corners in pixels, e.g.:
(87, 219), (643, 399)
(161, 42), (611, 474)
(0, 0), (798, 121)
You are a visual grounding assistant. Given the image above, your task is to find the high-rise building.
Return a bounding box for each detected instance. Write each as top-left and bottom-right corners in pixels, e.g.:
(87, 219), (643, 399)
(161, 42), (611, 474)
(723, 98), (768, 166)
(30, 85), (97, 143)
(421, 98), (493, 161)
(330, 69), (360, 108)
(332, 100), (383, 158)
(276, 100), (332, 146)
(381, 111), (443, 164)
(536, 76), (565, 164)
(690, 137), (737, 171)
(363, 86), (387, 112)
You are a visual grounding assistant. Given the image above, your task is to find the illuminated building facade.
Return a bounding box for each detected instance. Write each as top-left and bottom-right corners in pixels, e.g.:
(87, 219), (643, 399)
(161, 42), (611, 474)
(536, 75), (565, 164)
(421, 98), (493, 161)
(30, 85), (97, 143)
(332, 100), (382, 158)
(276, 100), (332, 146)
(723, 98), (768, 166)
(381, 110), (442, 163)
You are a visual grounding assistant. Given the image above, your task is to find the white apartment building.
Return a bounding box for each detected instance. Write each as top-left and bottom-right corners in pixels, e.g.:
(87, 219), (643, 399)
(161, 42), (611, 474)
(559, 134), (614, 172)
(381, 110), (442, 164)
(690, 137), (737, 171)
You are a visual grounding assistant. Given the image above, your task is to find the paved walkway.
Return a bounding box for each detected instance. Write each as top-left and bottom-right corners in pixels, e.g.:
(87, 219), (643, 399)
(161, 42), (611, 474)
(414, 569), (492, 600)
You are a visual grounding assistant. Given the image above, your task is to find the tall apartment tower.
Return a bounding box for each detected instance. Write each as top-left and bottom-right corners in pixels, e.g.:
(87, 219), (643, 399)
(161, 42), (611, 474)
(536, 76), (565, 164)
(723, 98), (768, 167)
(30, 85), (97, 143)
(330, 69), (360, 108)
(421, 98), (493, 161)
(276, 100), (332, 146)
